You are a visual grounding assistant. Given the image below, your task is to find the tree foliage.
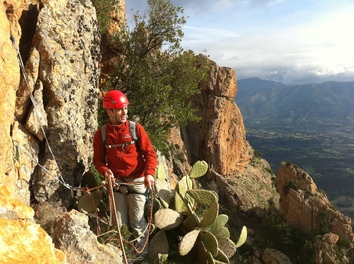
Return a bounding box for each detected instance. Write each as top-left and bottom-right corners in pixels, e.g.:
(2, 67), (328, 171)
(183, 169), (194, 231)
(94, 0), (210, 149)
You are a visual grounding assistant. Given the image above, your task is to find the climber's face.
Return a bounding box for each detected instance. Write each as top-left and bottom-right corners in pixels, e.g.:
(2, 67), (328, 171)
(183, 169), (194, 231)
(108, 106), (128, 124)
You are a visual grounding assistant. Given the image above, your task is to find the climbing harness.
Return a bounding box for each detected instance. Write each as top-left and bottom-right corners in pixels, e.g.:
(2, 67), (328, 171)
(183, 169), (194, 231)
(109, 179), (155, 254)
(78, 176), (154, 261)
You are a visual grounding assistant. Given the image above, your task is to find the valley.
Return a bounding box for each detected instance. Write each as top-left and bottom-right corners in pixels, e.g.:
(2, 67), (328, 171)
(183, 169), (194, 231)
(236, 78), (354, 220)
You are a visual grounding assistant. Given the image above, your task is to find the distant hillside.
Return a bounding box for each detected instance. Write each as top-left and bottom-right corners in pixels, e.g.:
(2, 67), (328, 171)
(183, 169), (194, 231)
(236, 77), (354, 129)
(236, 78), (354, 218)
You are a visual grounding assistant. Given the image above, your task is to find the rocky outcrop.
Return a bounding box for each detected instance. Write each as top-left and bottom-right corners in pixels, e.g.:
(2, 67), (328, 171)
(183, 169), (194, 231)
(52, 210), (122, 263)
(1, 0), (102, 262)
(26, 0), (101, 207)
(277, 161), (354, 242)
(277, 161), (354, 263)
(187, 61), (252, 174)
(184, 60), (278, 212)
(1, 0), (65, 262)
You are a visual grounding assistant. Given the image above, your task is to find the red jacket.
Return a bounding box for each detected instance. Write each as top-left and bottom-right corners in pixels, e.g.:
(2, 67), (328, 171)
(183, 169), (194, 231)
(93, 120), (157, 179)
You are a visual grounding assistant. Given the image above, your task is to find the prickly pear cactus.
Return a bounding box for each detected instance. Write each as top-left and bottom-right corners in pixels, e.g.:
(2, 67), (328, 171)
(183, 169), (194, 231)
(149, 230), (169, 262)
(235, 226), (247, 248)
(151, 160), (247, 263)
(186, 189), (218, 207)
(174, 190), (191, 214)
(199, 230), (218, 257)
(189, 160), (208, 179)
(177, 175), (193, 196)
(81, 171), (99, 189)
(154, 208), (184, 230)
(77, 190), (102, 213)
(179, 229), (201, 256)
(155, 178), (170, 208)
(155, 163), (167, 180)
(198, 201), (218, 227)
(206, 214), (230, 240)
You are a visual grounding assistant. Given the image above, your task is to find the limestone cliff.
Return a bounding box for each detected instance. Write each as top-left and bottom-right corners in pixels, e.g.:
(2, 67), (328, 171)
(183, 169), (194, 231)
(0, 0), (118, 263)
(1, 0), (353, 263)
(178, 61), (278, 213)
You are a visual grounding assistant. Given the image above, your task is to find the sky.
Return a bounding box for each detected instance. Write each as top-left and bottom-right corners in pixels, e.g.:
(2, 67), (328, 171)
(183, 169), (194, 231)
(125, 0), (354, 84)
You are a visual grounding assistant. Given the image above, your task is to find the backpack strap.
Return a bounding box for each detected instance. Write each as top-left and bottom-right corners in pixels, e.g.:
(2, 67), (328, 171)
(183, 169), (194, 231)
(129, 120), (137, 141)
(101, 124), (107, 145)
(101, 121), (140, 151)
(129, 121), (141, 152)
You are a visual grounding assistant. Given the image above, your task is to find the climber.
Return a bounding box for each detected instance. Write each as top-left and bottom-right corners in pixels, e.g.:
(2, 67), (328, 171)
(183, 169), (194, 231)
(93, 90), (157, 254)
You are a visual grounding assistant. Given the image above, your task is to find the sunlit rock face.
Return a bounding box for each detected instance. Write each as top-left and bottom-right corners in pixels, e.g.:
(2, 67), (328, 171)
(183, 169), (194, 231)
(1, 0), (102, 262)
(277, 161), (354, 241)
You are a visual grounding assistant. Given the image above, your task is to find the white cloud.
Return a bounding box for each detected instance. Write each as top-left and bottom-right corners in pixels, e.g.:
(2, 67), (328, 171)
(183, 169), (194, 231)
(126, 0), (354, 84)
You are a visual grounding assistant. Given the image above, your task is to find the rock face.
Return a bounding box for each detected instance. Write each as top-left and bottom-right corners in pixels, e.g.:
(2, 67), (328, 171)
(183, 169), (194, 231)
(277, 161), (354, 242)
(1, 0), (101, 262)
(277, 162), (354, 263)
(184, 60), (278, 212)
(24, 0), (101, 207)
(187, 61), (252, 174)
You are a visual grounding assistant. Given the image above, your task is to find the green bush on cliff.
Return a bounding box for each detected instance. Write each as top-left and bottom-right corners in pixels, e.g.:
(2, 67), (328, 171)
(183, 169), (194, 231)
(91, 0), (117, 35)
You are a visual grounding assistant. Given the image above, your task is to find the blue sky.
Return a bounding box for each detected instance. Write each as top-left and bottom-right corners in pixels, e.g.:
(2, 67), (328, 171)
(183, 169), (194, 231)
(126, 0), (354, 84)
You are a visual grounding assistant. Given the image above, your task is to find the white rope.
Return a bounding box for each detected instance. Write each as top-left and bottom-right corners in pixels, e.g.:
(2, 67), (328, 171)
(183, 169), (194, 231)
(13, 141), (76, 190)
(10, 32), (72, 191)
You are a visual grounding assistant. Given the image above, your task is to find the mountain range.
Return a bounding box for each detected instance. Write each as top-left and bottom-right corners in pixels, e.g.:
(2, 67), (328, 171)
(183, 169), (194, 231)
(236, 77), (354, 129)
(236, 77), (354, 217)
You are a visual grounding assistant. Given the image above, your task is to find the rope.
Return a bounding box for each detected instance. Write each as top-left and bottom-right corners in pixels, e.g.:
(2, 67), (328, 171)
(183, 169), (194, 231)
(125, 187), (154, 255)
(107, 176), (128, 264)
(13, 140), (75, 191)
(10, 31), (72, 192)
(105, 179), (155, 257)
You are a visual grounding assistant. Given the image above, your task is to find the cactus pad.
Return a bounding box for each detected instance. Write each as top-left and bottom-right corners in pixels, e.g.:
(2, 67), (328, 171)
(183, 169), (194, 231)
(152, 197), (163, 215)
(154, 208), (184, 230)
(155, 178), (171, 208)
(181, 215), (196, 233)
(197, 241), (208, 264)
(199, 230), (218, 257)
(206, 214), (230, 239)
(97, 201), (108, 214)
(207, 214), (229, 233)
(214, 249), (229, 264)
(77, 190), (102, 213)
(199, 201), (219, 227)
(148, 230), (169, 262)
(174, 191), (190, 214)
(186, 189), (218, 207)
(80, 171), (98, 188)
(218, 238), (236, 259)
(189, 160), (208, 179)
(197, 241), (215, 264)
(177, 175), (193, 196)
(179, 229), (200, 256)
(155, 163), (167, 180)
(235, 225), (247, 248)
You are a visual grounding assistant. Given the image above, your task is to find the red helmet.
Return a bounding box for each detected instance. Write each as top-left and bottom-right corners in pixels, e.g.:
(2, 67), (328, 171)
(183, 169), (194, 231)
(103, 90), (129, 109)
